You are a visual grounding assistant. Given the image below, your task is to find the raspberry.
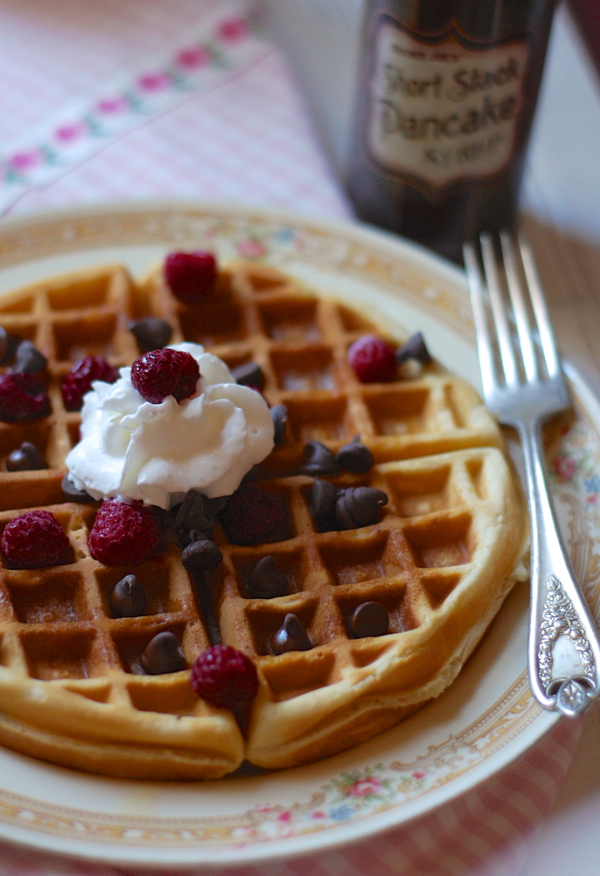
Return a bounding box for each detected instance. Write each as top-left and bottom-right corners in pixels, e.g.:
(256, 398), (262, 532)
(219, 485), (286, 546)
(1, 510), (72, 569)
(131, 348), (200, 404)
(88, 500), (164, 566)
(0, 373), (50, 423)
(61, 356), (119, 412)
(164, 251), (217, 304)
(348, 335), (397, 383)
(190, 644), (258, 709)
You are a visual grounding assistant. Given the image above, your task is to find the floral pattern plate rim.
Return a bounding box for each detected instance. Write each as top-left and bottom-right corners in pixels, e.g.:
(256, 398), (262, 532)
(0, 201), (597, 869)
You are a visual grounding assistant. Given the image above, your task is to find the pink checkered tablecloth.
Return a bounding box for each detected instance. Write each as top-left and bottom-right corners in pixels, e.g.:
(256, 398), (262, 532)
(0, 0), (349, 220)
(0, 1), (585, 874)
(0, 719), (581, 876)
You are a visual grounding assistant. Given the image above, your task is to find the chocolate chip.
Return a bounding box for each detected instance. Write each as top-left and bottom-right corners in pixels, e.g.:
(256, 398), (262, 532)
(242, 463), (260, 483)
(396, 332), (432, 366)
(13, 340), (47, 375)
(140, 631), (186, 675)
(272, 613), (312, 655)
(247, 556), (289, 599)
(303, 440), (340, 476)
(129, 317), (172, 352)
(0, 328), (21, 366)
(335, 487), (388, 530)
(270, 404), (287, 445)
(337, 436), (374, 474)
(182, 533), (223, 573)
(155, 506), (176, 530)
(6, 442), (47, 472)
(232, 361), (265, 391)
(61, 475), (96, 503)
(108, 574), (147, 618)
(207, 495), (229, 515)
(350, 602), (389, 638)
(308, 478), (339, 531)
(174, 489), (223, 545)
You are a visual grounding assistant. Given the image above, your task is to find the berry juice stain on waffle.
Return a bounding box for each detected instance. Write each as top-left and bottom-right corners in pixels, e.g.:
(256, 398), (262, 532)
(0, 252), (528, 779)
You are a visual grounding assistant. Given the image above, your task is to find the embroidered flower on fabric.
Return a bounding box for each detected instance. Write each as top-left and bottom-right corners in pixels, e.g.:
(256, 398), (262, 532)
(7, 151), (42, 171)
(55, 122), (88, 143)
(96, 97), (129, 114)
(218, 18), (249, 42)
(176, 47), (210, 69)
(137, 72), (171, 92)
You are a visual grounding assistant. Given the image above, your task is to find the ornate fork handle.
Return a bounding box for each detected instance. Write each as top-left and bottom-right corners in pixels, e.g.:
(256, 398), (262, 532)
(465, 232), (600, 715)
(519, 418), (600, 716)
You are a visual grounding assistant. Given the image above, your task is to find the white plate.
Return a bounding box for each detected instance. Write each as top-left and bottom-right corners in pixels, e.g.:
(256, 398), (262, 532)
(0, 202), (598, 869)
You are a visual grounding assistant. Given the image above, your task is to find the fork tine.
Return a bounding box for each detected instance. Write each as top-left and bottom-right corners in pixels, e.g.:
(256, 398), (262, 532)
(480, 233), (519, 386)
(464, 241), (497, 399)
(500, 231), (538, 383)
(519, 237), (562, 379)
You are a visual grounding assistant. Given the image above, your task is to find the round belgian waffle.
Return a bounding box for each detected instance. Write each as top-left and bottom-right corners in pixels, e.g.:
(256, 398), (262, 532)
(0, 261), (528, 778)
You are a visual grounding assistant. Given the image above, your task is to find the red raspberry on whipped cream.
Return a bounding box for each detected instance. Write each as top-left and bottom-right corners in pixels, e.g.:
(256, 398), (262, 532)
(64, 343), (274, 510)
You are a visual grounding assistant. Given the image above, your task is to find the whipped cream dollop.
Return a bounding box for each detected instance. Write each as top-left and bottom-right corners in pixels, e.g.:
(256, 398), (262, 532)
(65, 343), (274, 510)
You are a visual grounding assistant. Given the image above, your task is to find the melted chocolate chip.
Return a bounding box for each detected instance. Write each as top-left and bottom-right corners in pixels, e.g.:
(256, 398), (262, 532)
(108, 574), (147, 618)
(129, 317), (172, 352)
(334, 487), (388, 530)
(13, 340), (48, 375)
(0, 328), (20, 366)
(247, 556), (289, 599)
(336, 436), (374, 474)
(396, 332), (432, 366)
(174, 489), (226, 546)
(350, 602), (389, 638)
(272, 613), (312, 655)
(308, 478), (339, 531)
(303, 440), (340, 476)
(270, 404), (287, 445)
(187, 569), (222, 645)
(140, 631), (186, 675)
(6, 442), (46, 472)
(181, 533), (223, 573)
(232, 361), (265, 391)
(61, 475), (96, 503)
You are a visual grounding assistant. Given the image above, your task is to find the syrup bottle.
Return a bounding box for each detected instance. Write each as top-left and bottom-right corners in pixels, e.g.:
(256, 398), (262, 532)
(346, 0), (557, 263)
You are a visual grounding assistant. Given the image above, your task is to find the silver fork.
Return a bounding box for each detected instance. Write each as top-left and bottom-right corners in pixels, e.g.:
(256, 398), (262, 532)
(464, 231), (600, 717)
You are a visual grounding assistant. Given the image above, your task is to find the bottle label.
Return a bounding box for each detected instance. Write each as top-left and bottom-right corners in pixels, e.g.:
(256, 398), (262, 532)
(366, 15), (530, 197)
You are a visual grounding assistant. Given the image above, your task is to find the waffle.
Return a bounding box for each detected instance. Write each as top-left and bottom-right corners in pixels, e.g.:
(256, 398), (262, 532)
(0, 261), (528, 778)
